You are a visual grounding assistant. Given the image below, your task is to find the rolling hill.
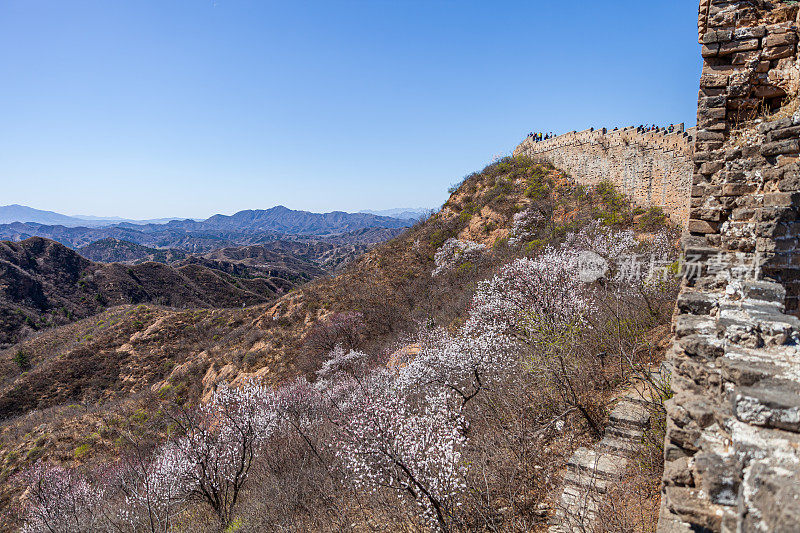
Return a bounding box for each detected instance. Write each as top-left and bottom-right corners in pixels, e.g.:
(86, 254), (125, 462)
(0, 237), (324, 348)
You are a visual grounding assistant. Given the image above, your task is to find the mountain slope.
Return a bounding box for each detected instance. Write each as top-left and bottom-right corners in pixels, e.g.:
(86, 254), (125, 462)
(0, 157), (676, 531)
(0, 156), (649, 413)
(0, 237), (321, 347)
(77, 238), (187, 263)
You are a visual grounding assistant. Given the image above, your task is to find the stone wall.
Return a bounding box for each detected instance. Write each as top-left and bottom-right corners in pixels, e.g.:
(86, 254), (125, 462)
(513, 126), (695, 225)
(659, 1), (800, 531)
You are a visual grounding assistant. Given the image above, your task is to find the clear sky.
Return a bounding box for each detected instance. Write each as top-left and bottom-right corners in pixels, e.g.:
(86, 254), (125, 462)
(0, 0), (702, 220)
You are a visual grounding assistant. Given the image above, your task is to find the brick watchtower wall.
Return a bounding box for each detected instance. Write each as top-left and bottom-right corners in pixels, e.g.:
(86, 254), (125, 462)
(513, 126), (695, 226)
(659, 2), (800, 532)
(692, 0), (800, 310)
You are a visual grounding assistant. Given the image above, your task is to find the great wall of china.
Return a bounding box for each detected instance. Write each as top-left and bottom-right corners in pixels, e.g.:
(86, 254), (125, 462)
(515, 1), (800, 531)
(513, 126), (696, 225)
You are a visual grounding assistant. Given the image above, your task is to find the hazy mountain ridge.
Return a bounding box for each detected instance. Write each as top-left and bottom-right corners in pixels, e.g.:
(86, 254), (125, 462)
(359, 207), (432, 220)
(0, 206), (412, 256)
(156, 206), (410, 235)
(0, 204), (186, 227)
(0, 205), (411, 236)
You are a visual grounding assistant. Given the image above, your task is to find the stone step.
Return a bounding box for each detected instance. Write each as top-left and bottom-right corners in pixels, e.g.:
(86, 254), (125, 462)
(606, 424), (644, 441)
(612, 397), (650, 413)
(567, 448), (628, 481)
(562, 485), (600, 511)
(620, 393), (654, 408)
(597, 435), (639, 455)
(608, 401), (651, 430)
(549, 521), (588, 533)
(563, 469), (610, 494)
(622, 380), (665, 405)
(551, 373), (660, 533)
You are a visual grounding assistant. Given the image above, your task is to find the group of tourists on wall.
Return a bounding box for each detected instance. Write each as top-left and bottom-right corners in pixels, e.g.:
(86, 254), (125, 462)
(528, 131), (554, 142)
(526, 124), (679, 143)
(636, 124), (678, 133)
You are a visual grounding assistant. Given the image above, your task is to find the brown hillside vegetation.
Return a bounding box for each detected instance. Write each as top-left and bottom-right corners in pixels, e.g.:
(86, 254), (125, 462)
(0, 237), (327, 348)
(0, 157), (678, 531)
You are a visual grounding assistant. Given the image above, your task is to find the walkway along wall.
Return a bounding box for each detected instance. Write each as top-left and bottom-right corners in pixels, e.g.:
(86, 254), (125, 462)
(513, 126), (695, 226)
(659, 1), (800, 532)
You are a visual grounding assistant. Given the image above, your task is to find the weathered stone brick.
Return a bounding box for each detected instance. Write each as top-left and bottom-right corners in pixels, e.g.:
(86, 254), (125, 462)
(754, 84), (787, 99)
(763, 45), (795, 60)
(734, 26), (766, 39)
(693, 207), (723, 221)
(697, 130), (725, 142)
(759, 117), (794, 134)
(702, 43), (720, 57)
(778, 173), (800, 192)
(703, 29), (733, 44)
(723, 183), (757, 195)
(700, 73), (729, 87)
(719, 39), (761, 55)
(766, 125), (800, 143)
(701, 86), (727, 97)
(764, 192), (800, 207)
(699, 95), (727, 109)
(727, 83), (751, 97)
(764, 32), (797, 47)
(688, 219), (720, 234)
(699, 107), (727, 121)
(731, 207), (756, 220)
(696, 140), (725, 152)
(762, 139), (800, 157)
(733, 50), (763, 66)
(701, 161), (725, 175)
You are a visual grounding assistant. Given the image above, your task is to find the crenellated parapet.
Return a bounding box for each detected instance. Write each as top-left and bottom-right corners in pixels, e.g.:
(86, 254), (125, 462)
(513, 126), (695, 225)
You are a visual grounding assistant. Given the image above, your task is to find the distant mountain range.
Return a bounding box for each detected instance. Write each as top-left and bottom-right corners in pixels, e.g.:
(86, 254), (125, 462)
(359, 207), (432, 220)
(0, 204), (186, 227)
(0, 205), (417, 346)
(158, 206), (410, 235)
(0, 204), (426, 228)
(0, 205), (413, 252)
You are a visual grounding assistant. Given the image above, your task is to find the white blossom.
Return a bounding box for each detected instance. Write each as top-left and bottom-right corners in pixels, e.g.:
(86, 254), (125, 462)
(335, 382), (467, 530)
(432, 238), (486, 277)
(507, 208), (544, 246)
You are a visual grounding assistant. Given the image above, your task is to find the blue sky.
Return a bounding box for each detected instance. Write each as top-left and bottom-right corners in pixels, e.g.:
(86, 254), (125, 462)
(0, 0), (702, 219)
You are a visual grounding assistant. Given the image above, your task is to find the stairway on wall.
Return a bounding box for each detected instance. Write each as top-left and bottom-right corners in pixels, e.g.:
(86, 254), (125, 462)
(550, 371), (664, 532)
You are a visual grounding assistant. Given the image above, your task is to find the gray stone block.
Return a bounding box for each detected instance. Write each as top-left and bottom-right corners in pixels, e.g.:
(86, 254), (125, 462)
(735, 379), (800, 432)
